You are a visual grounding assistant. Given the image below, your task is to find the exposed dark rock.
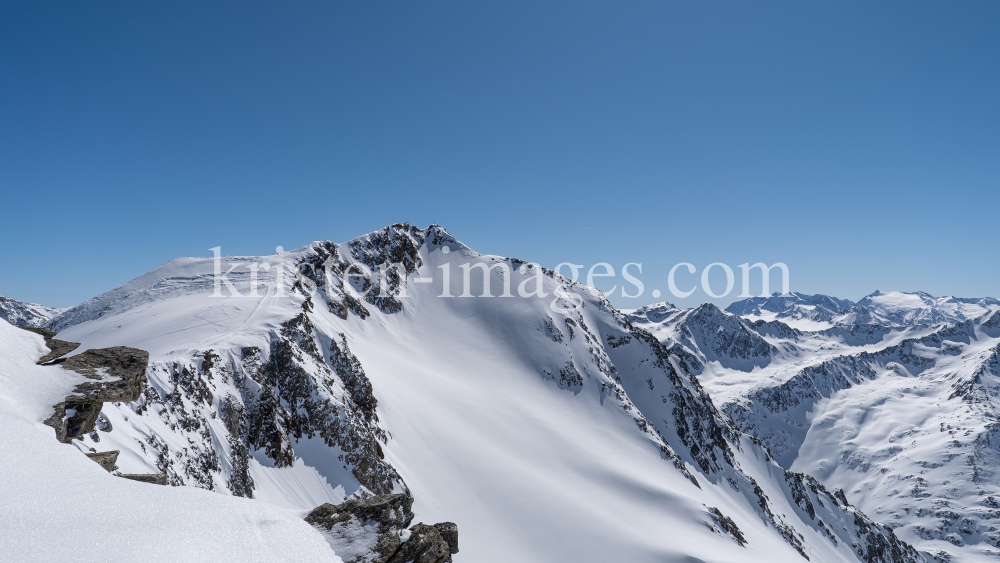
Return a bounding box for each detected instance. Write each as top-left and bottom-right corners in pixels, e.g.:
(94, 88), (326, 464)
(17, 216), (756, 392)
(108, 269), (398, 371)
(28, 329), (150, 444)
(219, 394), (254, 498)
(386, 523), (454, 563)
(306, 494), (415, 563)
(44, 401), (103, 443)
(782, 471), (923, 563)
(61, 347), (150, 402)
(118, 473), (169, 485)
(306, 494), (414, 534)
(305, 494), (459, 563)
(85, 450), (119, 472)
(432, 523), (459, 554)
(707, 506), (746, 546)
(242, 318), (403, 495)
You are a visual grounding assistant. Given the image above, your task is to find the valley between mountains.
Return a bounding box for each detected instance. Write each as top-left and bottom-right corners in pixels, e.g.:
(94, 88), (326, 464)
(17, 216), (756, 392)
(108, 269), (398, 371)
(2, 223), (998, 563)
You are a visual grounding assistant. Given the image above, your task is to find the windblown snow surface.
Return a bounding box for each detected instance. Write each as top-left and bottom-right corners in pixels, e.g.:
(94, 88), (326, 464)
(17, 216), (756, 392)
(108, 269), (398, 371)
(0, 319), (340, 563)
(6, 225), (942, 563)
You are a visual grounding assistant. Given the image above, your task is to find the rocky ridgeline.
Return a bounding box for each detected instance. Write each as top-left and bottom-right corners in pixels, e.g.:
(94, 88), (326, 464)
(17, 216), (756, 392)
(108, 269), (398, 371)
(727, 291), (1000, 328)
(41, 225), (456, 500)
(726, 292), (855, 323)
(626, 303), (779, 373)
(305, 494), (458, 563)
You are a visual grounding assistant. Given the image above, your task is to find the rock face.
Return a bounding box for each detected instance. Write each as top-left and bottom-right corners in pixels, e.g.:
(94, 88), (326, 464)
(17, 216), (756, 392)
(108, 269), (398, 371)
(42, 344), (149, 443)
(385, 523), (457, 563)
(84, 450), (119, 472)
(305, 494), (459, 563)
(20, 326), (147, 444)
(21, 327), (170, 484)
(118, 473), (169, 485)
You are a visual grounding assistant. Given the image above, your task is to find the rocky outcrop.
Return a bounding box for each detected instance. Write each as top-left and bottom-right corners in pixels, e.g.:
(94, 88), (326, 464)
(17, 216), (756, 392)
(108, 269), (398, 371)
(118, 473), (169, 485)
(85, 450), (119, 472)
(21, 327), (147, 443)
(305, 494), (459, 563)
(386, 523), (457, 563)
(706, 506), (746, 546)
(782, 472), (923, 563)
(21, 327), (170, 484)
(42, 344), (149, 443)
(239, 313), (405, 495)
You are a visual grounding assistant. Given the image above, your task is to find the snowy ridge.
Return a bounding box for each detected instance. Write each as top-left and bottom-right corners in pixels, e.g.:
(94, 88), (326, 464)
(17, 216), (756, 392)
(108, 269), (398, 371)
(851, 292), (1000, 327)
(727, 292), (855, 326)
(727, 291), (1000, 331)
(627, 302), (781, 372)
(15, 223), (922, 563)
(0, 296), (64, 328)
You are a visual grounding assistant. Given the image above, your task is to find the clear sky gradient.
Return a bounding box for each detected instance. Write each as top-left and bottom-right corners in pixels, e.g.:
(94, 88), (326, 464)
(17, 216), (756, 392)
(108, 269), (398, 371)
(2, 1), (998, 309)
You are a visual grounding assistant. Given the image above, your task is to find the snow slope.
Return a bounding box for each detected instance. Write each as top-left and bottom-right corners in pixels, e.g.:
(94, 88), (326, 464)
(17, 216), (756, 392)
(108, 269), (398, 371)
(0, 318), (340, 563)
(39, 224), (918, 563)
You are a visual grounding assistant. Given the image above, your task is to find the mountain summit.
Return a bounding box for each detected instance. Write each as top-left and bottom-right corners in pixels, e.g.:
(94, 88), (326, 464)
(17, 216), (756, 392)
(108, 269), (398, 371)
(2, 223), (924, 563)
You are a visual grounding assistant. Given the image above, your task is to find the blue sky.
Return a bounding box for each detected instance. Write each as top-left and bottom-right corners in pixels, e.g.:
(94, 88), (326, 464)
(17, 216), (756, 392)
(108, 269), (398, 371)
(1, 1), (998, 309)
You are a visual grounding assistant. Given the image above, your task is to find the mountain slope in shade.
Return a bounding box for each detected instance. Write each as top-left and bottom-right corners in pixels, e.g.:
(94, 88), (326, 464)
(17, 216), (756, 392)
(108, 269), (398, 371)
(44, 224), (919, 563)
(0, 296), (65, 328)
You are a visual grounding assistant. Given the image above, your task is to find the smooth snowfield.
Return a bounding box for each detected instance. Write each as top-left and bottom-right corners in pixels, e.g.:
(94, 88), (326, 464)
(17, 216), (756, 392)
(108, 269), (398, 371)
(0, 319), (341, 563)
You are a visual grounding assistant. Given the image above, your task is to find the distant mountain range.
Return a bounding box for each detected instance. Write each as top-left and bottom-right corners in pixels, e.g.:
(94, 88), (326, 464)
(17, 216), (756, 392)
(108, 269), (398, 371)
(0, 296), (64, 329)
(725, 290), (1000, 329)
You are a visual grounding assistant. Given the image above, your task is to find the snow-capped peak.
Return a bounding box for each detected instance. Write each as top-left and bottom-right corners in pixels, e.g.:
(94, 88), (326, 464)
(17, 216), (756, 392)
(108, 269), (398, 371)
(851, 290), (1000, 326)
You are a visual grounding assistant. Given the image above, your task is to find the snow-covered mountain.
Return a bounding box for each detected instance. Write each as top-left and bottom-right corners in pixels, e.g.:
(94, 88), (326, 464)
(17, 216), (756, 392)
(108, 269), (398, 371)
(727, 291), (1000, 332)
(726, 292), (855, 328)
(11, 223), (922, 563)
(638, 292), (1000, 563)
(848, 291), (1000, 327)
(0, 295), (65, 328)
